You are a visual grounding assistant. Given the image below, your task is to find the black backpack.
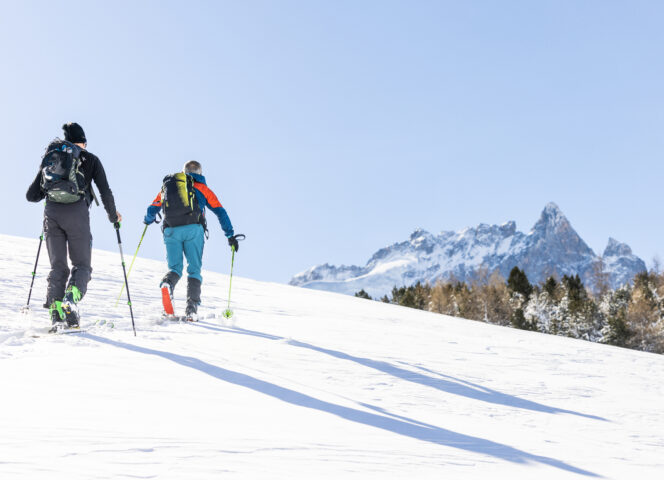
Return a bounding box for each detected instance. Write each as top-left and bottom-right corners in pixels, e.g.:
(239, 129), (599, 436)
(40, 140), (85, 204)
(161, 172), (202, 228)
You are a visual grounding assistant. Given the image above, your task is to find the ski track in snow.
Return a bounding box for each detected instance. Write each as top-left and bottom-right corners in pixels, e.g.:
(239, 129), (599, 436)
(1, 233), (663, 479)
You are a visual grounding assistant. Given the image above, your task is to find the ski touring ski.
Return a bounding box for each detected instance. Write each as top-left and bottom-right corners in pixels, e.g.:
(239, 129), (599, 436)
(37, 323), (87, 337)
(161, 313), (198, 323)
(161, 284), (174, 316)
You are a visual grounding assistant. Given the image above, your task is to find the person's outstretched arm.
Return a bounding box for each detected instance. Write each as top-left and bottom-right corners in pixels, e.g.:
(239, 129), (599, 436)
(144, 193), (162, 224)
(88, 155), (120, 223)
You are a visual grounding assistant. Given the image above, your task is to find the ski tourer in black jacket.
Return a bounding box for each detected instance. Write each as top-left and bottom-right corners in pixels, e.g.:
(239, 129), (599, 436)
(26, 140), (121, 309)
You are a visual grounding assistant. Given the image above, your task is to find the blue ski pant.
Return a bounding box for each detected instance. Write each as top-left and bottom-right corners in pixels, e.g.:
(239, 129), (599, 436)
(163, 224), (205, 283)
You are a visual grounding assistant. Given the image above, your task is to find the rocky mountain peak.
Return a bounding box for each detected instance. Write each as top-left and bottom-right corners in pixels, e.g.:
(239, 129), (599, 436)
(408, 228), (436, 254)
(527, 202), (594, 257)
(604, 238), (633, 258)
(500, 221), (517, 236)
(531, 202), (569, 234)
(409, 228), (431, 241)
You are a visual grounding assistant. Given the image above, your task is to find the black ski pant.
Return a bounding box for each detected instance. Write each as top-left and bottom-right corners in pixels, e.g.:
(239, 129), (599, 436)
(43, 199), (92, 306)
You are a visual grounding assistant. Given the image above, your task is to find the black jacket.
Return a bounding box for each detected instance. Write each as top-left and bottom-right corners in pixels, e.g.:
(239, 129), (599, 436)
(27, 142), (119, 223)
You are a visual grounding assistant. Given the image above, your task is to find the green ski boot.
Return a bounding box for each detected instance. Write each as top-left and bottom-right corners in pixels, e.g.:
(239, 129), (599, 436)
(62, 286), (82, 328)
(48, 301), (66, 333)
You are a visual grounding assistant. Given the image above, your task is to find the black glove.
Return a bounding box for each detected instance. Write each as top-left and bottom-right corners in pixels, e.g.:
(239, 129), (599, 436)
(228, 235), (239, 252)
(109, 212), (119, 223)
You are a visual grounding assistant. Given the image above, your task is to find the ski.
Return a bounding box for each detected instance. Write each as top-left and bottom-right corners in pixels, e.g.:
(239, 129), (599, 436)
(33, 324), (87, 337)
(48, 324), (85, 334)
(161, 285), (174, 315)
(54, 329), (87, 335)
(161, 314), (197, 323)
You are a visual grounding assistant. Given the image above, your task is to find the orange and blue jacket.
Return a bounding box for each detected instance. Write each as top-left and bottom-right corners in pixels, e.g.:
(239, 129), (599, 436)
(145, 173), (234, 237)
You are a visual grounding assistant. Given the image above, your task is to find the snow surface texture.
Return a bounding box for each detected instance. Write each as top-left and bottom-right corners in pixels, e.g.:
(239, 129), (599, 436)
(1, 233), (663, 479)
(291, 202), (647, 298)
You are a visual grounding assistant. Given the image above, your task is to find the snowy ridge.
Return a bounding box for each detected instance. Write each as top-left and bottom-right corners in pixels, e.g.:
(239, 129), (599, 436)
(602, 237), (646, 285)
(291, 203), (647, 298)
(1, 233), (663, 479)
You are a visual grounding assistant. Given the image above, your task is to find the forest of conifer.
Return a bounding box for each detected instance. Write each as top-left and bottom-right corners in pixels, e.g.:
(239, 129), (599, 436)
(355, 266), (664, 354)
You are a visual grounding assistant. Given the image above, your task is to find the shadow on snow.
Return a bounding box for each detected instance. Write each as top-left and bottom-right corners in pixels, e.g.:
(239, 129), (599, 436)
(194, 323), (608, 422)
(84, 332), (600, 477)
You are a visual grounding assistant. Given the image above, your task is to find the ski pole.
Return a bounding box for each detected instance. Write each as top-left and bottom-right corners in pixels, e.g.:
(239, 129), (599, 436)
(114, 224), (148, 307)
(115, 223), (137, 336)
(222, 247), (236, 319)
(22, 231), (44, 313)
(222, 234), (245, 319)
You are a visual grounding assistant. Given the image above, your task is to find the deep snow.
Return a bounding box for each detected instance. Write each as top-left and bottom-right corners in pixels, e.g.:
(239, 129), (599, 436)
(1, 233), (663, 479)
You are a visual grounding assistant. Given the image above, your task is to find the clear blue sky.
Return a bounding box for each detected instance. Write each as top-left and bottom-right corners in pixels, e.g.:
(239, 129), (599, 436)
(2, 0), (663, 284)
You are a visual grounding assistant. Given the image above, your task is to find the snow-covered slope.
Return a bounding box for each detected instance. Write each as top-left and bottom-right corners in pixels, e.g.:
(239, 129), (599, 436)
(1, 233), (663, 479)
(291, 203), (647, 298)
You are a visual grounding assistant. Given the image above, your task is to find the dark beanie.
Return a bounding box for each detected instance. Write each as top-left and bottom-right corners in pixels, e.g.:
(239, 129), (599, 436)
(62, 122), (87, 144)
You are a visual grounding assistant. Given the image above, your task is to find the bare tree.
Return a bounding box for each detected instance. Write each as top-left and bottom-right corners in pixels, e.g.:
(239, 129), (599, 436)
(651, 255), (662, 276)
(591, 256), (611, 298)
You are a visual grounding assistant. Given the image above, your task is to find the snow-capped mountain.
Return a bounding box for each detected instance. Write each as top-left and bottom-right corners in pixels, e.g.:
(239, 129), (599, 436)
(290, 203), (646, 298)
